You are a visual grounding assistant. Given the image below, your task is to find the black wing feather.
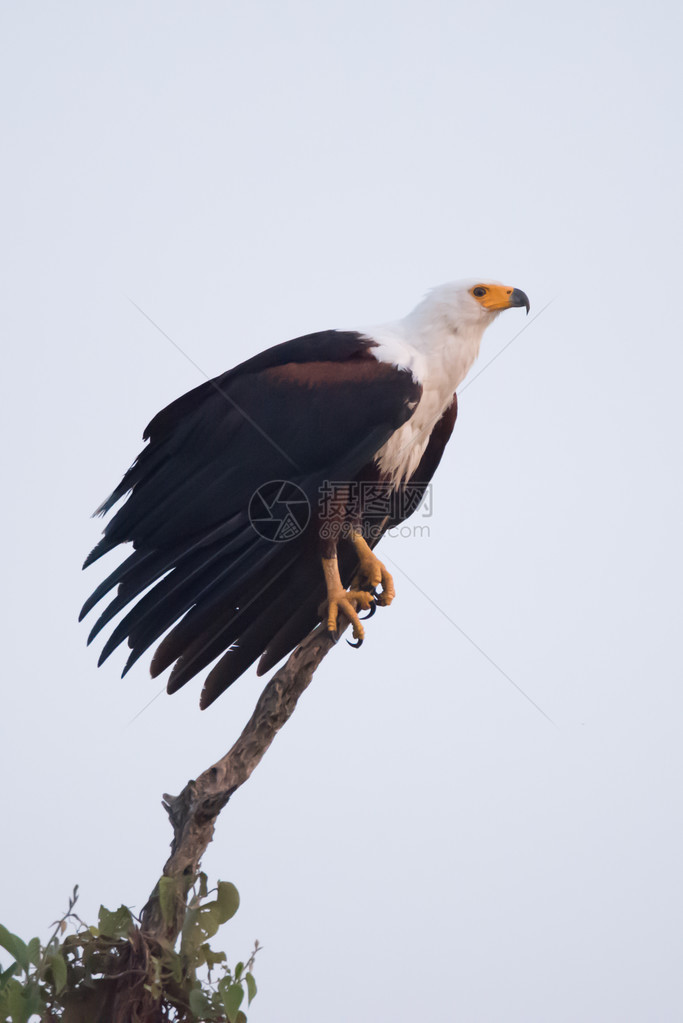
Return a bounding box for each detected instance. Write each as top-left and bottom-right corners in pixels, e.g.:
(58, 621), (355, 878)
(82, 330), (422, 703)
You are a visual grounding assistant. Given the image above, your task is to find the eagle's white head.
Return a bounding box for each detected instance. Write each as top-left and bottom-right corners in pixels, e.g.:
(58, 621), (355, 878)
(368, 278), (530, 482)
(368, 277), (530, 387)
(406, 278), (530, 335)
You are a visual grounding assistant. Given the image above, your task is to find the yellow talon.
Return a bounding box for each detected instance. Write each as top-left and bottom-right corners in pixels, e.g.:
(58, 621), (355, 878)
(321, 558), (374, 640)
(350, 530), (395, 606)
(326, 589), (374, 639)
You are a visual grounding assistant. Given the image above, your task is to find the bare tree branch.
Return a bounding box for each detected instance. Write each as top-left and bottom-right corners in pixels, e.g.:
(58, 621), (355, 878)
(140, 624), (338, 943)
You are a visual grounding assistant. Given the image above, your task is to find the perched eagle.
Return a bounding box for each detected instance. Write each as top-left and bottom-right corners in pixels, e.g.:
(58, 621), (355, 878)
(81, 280), (529, 708)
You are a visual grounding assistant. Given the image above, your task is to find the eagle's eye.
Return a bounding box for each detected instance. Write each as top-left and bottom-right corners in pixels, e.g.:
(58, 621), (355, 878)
(472, 286), (487, 297)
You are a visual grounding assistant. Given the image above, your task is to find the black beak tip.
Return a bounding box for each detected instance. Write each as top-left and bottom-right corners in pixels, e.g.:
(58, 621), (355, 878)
(511, 288), (530, 314)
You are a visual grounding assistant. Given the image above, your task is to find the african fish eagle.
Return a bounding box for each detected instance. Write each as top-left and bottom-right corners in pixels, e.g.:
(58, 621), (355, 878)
(81, 280), (529, 708)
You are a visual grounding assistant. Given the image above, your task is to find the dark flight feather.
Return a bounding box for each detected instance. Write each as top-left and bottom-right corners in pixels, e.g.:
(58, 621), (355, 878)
(81, 330), (428, 704)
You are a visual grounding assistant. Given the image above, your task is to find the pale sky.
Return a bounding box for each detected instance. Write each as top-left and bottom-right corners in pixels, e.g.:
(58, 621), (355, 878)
(2, 1), (682, 1020)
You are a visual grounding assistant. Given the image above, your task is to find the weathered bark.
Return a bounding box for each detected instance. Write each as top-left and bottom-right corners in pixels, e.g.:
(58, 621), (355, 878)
(140, 624), (338, 943)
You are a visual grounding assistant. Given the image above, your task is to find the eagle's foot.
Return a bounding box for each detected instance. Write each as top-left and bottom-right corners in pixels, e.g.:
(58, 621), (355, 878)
(325, 587), (375, 644)
(321, 556), (375, 645)
(352, 534), (395, 607)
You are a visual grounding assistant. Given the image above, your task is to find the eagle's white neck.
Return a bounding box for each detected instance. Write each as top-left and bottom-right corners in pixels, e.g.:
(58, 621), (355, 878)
(361, 286), (500, 484)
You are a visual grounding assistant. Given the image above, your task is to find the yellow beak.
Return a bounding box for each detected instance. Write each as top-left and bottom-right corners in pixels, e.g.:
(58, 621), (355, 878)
(479, 285), (530, 313)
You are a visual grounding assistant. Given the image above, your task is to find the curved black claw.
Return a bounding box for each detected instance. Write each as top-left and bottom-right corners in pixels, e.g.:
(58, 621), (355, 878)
(347, 635), (364, 649)
(359, 599), (377, 620)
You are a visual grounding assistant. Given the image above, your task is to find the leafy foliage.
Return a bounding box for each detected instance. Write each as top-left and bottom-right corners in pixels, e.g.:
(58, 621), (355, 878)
(0, 880), (259, 1023)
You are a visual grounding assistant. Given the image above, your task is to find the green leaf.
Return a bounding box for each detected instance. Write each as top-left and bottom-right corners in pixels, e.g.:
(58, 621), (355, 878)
(245, 971), (257, 1005)
(201, 943), (227, 971)
(25, 985), (42, 1018)
(158, 877), (177, 928)
(219, 978), (244, 1023)
(147, 955), (162, 999)
(164, 949), (183, 984)
(4, 980), (29, 1023)
(180, 906), (202, 958)
(26, 938), (41, 968)
(0, 926), (29, 973)
(97, 905), (133, 940)
(215, 882), (240, 924)
(49, 951), (68, 994)
(3, 979), (41, 1023)
(197, 872), (208, 899)
(0, 961), (18, 991)
(196, 904), (221, 940)
(189, 986), (212, 1017)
